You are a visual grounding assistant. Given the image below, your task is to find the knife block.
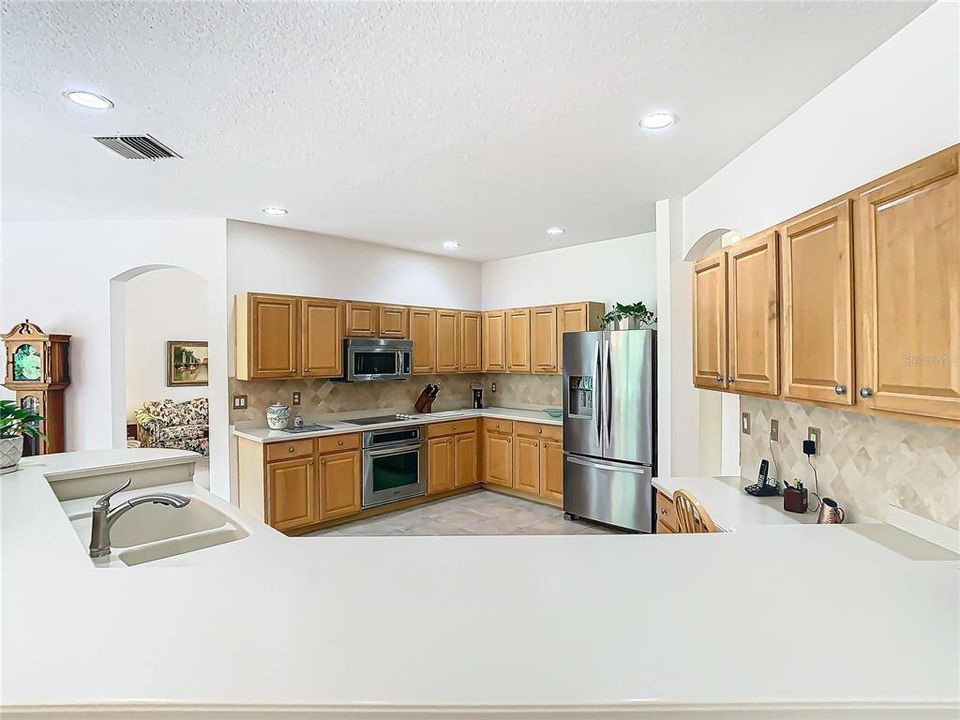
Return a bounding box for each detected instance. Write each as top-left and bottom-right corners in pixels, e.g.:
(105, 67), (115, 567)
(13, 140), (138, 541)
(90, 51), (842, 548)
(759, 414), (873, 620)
(783, 486), (808, 514)
(414, 387), (434, 414)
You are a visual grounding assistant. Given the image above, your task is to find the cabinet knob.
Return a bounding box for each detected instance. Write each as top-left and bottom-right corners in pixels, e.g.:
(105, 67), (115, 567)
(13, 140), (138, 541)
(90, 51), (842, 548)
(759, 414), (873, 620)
(834, 385), (847, 395)
(507, 438), (511, 443)
(859, 387), (874, 398)
(320, 458), (326, 465)
(727, 376), (735, 384)
(538, 428), (542, 434)
(288, 446), (295, 453)
(452, 425), (457, 430)
(338, 440), (343, 445)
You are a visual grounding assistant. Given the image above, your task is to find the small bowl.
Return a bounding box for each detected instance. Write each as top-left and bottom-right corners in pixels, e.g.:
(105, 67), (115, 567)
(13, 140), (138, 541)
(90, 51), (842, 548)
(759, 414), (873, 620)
(544, 408), (563, 418)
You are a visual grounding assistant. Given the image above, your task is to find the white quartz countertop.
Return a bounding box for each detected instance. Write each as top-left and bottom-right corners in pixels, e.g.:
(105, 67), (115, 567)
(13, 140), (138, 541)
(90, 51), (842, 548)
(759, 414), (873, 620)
(234, 406), (562, 443)
(2, 450), (958, 718)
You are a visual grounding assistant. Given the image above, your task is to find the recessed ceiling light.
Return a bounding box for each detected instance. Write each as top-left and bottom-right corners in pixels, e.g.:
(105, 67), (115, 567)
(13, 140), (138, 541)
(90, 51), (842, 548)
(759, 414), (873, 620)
(262, 206), (289, 216)
(442, 240), (460, 250)
(640, 112), (677, 130)
(546, 227), (566, 236)
(63, 90), (114, 109)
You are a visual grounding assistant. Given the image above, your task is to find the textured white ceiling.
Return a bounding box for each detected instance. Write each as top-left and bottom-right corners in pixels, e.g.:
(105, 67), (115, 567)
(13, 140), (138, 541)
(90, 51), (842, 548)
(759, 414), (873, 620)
(1, 1), (929, 261)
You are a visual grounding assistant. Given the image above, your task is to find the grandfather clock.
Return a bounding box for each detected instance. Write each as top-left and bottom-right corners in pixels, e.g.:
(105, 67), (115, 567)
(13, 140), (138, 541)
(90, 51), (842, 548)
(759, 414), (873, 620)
(2, 320), (71, 456)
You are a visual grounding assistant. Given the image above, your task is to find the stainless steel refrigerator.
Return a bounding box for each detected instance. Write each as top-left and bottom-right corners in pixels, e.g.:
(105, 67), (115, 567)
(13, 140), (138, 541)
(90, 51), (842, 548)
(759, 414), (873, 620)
(562, 329), (656, 532)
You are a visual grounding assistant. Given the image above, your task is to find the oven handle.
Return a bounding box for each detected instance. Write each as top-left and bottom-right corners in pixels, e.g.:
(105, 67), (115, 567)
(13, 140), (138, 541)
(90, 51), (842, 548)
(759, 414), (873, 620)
(365, 443), (423, 458)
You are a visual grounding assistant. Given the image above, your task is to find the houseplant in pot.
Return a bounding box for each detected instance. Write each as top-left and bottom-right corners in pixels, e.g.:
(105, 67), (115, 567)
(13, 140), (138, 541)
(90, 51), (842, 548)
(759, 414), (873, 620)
(0, 400), (44, 474)
(602, 301), (656, 330)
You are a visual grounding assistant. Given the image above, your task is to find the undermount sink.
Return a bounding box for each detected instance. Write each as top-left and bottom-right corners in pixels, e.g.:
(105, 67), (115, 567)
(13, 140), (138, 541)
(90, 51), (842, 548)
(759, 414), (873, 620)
(65, 487), (249, 567)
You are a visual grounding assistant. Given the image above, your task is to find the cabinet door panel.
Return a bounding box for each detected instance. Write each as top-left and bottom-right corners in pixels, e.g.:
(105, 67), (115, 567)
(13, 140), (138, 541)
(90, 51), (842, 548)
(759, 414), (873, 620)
(783, 202), (854, 404)
(379, 305), (408, 338)
(539, 438), (563, 502)
(459, 312), (482, 372)
(267, 458), (316, 531)
(483, 311), (506, 372)
(692, 254), (728, 390)
(409, 308), (437, 375)
(727, 231), (780, 396)
(530, 306), (558, 374)
(483, 432), (513, 487)
(857, 152), (960, 421)
(506, 309), (531, 373)
(345, 302), (378, 337)
(319, 450), (360, 520)
(251, 295), (299, 379)
(428, 437), (455, 494)
(436, 310), (460, 373)
(455, 432), (478, 487)
(514, 436), (540, 494)
(301, 299), (344, 378)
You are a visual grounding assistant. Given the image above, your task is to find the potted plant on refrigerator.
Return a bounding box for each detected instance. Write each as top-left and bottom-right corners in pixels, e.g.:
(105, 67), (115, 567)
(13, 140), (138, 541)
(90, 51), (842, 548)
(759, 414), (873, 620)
(601, 301), (657, 330)
(0, 399), (44, 474)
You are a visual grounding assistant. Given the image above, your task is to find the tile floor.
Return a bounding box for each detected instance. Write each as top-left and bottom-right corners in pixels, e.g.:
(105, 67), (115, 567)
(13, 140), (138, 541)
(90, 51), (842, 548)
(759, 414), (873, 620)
(307, 490), (622, 536)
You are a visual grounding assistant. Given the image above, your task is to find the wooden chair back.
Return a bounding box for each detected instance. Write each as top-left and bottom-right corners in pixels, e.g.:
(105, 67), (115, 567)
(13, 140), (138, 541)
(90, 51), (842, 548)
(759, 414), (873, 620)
(672, 489), (718, 533)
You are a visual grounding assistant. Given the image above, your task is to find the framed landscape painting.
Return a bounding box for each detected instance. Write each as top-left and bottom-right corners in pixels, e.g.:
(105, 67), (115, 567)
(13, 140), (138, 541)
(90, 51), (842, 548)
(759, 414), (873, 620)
(167, 341), (209, 387)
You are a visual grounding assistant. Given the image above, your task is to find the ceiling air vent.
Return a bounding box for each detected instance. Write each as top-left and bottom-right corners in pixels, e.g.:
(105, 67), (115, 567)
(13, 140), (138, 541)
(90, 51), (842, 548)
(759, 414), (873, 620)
(93, 134), (182, 160)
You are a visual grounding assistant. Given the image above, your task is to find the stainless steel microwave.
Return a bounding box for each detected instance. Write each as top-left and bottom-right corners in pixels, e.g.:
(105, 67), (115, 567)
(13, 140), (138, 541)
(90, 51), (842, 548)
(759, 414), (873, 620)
(341, 338), (413, 382)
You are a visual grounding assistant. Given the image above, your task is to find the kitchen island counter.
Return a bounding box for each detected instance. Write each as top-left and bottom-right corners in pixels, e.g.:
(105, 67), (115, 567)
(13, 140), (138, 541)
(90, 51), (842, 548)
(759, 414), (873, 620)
(2, 450), (957, 719)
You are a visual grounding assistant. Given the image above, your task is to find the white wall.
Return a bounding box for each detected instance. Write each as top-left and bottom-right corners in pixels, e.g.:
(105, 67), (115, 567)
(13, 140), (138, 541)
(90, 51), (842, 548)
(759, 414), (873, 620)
(124, 268), (208, 420)
(480, 233), (657, 311)
(0, 220), (230, 497)
(683, 0), (960, 254)
(681, 0), (960, 477)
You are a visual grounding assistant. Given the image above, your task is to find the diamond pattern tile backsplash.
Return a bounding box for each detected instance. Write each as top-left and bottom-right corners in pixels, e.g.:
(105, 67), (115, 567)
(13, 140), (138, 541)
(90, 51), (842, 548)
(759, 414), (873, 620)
(230, 374), (483, 424)
(740, 397), (960, 529)
(483, 374), (562, 410)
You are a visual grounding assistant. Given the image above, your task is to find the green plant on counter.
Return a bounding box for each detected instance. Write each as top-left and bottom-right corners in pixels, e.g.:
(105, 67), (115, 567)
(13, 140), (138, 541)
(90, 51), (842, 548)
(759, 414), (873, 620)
(0, 400), (44, 439)
(601, 301), (656, 328)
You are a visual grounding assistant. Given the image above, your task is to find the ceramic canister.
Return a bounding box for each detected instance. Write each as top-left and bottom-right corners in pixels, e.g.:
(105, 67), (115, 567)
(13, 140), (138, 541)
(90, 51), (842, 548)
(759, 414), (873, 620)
(266, 403), (291, 430)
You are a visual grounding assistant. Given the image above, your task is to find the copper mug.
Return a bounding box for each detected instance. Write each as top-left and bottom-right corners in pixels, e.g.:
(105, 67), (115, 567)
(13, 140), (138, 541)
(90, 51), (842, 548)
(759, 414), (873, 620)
(817, 497), (846, 524)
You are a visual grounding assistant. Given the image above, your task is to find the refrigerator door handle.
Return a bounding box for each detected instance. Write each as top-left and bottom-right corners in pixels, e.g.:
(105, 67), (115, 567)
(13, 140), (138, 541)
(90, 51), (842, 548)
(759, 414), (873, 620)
(604, 338), (612, 446)
(594, 338), (602, 446)
(565, 453), (650, 475)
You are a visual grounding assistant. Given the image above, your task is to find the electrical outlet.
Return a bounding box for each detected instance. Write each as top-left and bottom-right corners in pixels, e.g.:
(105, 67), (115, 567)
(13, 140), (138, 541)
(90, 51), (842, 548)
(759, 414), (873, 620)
(292, 392), (301, 406)
(491, 382), (497, 393)
(769, 418), (779, 442)
(807, 426), (821, 454)
(232, 394), (248, 410)
(741, 412), (751, 435)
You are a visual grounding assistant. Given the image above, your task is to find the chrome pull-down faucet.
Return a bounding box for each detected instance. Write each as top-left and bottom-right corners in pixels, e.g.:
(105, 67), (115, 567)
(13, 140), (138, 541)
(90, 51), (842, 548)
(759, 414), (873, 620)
(88, 477), (190, 558)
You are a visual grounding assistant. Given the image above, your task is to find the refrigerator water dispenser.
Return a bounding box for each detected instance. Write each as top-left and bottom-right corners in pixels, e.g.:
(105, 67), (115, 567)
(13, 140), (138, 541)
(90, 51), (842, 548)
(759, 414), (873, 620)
(568, 376), (593, 418)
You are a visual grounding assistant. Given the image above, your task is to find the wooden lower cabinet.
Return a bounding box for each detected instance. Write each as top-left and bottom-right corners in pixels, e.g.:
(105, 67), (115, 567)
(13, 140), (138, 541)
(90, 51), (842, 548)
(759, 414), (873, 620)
(266, 457), (317, 531)
(655, 490), (677, 533)
(483, 428), (513, 488)
(514, 436), (541, 494)
(427, 436), (456, 494)
(455, 432), (478, 487)
(318, 448), (361, 520)
(427, 422), (478, 493)
(539, 438), (563, 503)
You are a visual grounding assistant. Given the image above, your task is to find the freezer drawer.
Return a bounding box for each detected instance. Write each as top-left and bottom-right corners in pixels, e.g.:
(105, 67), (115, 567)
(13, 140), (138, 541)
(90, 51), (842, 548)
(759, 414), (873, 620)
(563, 453), (653, 532)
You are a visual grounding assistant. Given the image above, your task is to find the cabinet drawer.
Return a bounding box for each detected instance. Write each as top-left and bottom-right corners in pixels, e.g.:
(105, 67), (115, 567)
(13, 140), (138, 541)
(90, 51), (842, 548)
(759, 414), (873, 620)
(656, 490), (678, 530)
(483, 418), (514, 435)
(514, 421), (562, 441)
(265, 439), (314, 462)
(427, 419), (478, 438)
(317, 433), (360, 454)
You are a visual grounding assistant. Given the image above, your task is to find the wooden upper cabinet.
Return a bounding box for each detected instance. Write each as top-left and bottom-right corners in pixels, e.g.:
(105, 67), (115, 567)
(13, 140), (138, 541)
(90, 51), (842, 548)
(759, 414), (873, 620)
(505, 308), (531, 373)
(727, 231), (780, 396)
(856, 149), (960, 421)
(692, 253), (728, 390)
(345, 302), (378, 337)
(318, 449), (360, 520)
(378, 305), (408, 338)
(459, 311), (482, 372)
(530, 306), (558, 375)
(301, 298), (344, 378)
(266, 457), (317, 531)
(436, 310), (460, 373)
(557, 302), (605, 373)
(539, 438), (563, 502)
(483, 311), (506, 372)
(239, 293), (299, 380)
(782, 202), (854, 404)
(409, 307), (437, 375)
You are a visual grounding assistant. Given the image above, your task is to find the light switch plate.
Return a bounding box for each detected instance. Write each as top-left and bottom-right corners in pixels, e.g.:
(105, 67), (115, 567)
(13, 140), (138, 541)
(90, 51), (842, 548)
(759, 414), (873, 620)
(807, 426), (821, 454)
(769, 418), (779, 442)
(232, 394), (248, 410)
(292, 392), (301, 406)
(741, 412), (751, 435)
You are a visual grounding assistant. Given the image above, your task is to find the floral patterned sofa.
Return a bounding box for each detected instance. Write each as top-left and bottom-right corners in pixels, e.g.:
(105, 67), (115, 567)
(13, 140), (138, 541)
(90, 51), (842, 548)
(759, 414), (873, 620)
(135, 398), (208, 456)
